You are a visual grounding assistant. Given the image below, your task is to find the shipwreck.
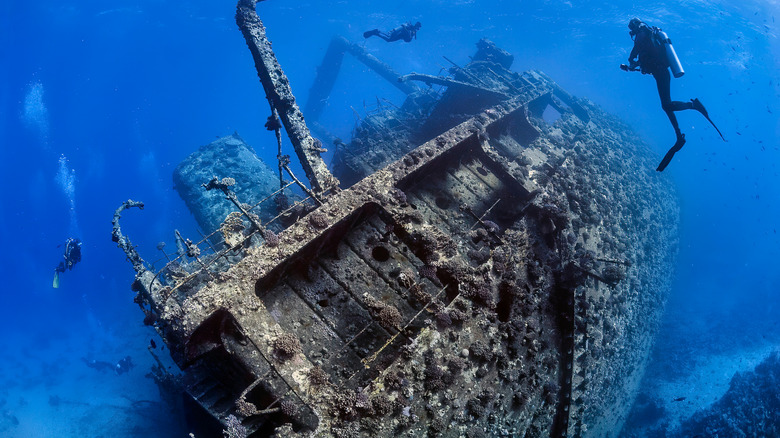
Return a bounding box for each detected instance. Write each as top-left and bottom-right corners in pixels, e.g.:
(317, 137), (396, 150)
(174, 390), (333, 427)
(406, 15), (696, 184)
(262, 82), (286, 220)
(113, 0), (679, 436)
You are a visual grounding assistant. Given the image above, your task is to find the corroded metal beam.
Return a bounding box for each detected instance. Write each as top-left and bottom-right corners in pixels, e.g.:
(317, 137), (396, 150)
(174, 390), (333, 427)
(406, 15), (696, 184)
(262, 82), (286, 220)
(305, 36), (418, 124)
(399, 72), (509, 99)
(338, 36), (418, 95)
(236, 0), (339, 194)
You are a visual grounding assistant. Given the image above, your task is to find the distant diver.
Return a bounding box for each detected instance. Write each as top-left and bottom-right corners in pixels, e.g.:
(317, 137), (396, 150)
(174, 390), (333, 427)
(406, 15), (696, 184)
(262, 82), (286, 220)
(82, 358), (115, 373)
(620, 18), (725, 172)
(115, 356), (134, 374)
(53, 237), (82, 288)
(82, 356), (134, 375)
(363, 21), (421, 43)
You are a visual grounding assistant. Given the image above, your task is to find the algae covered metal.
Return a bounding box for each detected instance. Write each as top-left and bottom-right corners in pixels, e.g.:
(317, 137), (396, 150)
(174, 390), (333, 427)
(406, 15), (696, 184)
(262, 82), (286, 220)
(113, 1), (679, 436)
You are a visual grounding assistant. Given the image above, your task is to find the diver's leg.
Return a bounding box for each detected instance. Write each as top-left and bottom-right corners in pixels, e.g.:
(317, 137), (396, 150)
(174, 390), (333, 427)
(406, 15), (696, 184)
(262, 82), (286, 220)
(657, 70), (726, 141)
(654, 69), (684, 139)
(653, 69), (688, 171)
(656, 68), (694, 112)
(374, 32), (393, 42)
(383, 31), (403, 42)
(668, 100), (694, 111)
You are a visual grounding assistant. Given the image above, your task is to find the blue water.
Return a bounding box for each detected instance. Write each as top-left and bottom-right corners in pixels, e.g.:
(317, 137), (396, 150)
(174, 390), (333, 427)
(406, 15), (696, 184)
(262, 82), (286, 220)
(2, 0), (778, 436)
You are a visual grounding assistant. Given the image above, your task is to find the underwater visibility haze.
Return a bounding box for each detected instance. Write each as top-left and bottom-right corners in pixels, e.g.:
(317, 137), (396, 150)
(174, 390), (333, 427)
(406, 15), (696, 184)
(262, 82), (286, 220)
(2, 0), (779, 436)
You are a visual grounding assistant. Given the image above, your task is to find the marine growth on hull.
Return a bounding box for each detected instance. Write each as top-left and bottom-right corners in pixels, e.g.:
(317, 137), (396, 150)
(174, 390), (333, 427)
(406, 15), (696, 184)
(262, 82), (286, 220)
(113, 1), (679, 436)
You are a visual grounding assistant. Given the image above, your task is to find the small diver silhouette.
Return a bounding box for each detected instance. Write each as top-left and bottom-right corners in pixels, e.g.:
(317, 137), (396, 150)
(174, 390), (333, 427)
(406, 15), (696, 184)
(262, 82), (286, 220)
(364, 21), (421, 43)
(82, 356), (134, 375)
(53, 237), (82, 288)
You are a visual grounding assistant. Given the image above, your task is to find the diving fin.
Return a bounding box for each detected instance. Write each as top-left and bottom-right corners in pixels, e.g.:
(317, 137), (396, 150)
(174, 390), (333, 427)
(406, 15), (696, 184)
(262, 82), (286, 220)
(656, 134), (686, 172)
(705, 115), (726, 142)
(53, 271), (60, 289)
(692, 98), (726, 142)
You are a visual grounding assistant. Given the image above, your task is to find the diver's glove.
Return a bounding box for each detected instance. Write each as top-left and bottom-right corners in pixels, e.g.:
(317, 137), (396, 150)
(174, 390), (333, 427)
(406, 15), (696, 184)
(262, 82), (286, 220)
(620, 61), (640, 72)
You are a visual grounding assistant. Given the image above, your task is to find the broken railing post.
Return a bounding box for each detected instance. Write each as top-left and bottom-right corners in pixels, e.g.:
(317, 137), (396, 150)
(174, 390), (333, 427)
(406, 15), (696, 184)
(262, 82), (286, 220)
(202, 176), (265, 231)
(267, 108), (285, 190)
(236, 0), (339, 195)
(111, 200), (147, 273)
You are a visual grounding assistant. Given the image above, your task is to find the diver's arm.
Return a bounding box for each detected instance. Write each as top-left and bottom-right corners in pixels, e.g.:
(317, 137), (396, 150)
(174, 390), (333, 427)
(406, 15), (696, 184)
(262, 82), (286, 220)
(628, 43), (640, 66)
(628, 30), (649, 67)
(623, 43), (641, 71)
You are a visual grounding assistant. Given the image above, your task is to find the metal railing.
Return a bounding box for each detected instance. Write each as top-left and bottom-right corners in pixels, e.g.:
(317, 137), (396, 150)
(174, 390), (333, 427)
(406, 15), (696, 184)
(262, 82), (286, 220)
(147, 180), (320, 303)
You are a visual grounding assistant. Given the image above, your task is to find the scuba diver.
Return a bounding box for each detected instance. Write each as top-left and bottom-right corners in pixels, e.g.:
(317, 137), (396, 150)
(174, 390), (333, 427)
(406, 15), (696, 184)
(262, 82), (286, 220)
(82, 356), (134, 375)
(115, 356), (134, 375)
(53, 237), (81, 288)
(363, 21), (421, 43)
(620, 18), (725, 172)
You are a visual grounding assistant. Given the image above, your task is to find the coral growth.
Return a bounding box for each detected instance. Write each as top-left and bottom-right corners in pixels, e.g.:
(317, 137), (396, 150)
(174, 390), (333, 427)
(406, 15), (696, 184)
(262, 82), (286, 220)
(308, 211), (328, 229)
(364, 295), (403, 330)
(602, 264), (626, 286)
(280, 399), (299, 417)
(308, 366), (329, 386)
(221, 212), (246, 246)
(262, 228), (280, 247)
(377, 306), (403, 331)
(272, 333), (302, 361)
(222, 414), (247, 438)
(419, 265), (438, 282)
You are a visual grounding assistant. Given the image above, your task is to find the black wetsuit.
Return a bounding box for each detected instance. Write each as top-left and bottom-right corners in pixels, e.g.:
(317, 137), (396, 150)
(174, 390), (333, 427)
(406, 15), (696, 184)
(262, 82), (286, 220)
(83, 356), (134, 375)
(629, 24), (694, 140)
(364, 23), (418, 43)
(56, 238), (82, 273)
(629, 24), (697, 171)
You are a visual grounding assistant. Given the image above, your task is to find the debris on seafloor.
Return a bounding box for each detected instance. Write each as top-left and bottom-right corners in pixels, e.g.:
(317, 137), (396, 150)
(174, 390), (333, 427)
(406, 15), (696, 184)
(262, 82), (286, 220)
(112, 1), (680, 436)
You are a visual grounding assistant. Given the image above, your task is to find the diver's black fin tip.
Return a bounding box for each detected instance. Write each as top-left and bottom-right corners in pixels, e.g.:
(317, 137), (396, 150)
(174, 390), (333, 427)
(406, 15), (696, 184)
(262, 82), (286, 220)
(709, 119), (726, 141)
(656, 135), (685, 172)
(693, 98), (726, 141)
(656, 156), (672, 172)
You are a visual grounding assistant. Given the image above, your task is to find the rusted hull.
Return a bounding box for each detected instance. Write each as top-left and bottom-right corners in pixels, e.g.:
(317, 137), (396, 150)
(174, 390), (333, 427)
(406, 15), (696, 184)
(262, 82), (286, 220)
(115, 2), (678, 436)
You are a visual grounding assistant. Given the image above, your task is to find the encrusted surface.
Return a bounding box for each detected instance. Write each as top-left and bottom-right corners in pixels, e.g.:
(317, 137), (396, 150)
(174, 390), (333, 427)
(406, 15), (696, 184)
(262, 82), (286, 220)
(117, 12), (679, 437)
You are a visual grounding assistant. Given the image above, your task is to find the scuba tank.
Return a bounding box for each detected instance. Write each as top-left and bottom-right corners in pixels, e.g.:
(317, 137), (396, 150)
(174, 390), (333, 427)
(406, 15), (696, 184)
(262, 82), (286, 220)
(653, 28), (684, 78)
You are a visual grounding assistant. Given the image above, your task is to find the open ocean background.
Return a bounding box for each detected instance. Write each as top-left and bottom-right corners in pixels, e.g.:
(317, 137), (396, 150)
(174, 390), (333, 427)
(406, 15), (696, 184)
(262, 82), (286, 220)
(2, 0), (778, 436)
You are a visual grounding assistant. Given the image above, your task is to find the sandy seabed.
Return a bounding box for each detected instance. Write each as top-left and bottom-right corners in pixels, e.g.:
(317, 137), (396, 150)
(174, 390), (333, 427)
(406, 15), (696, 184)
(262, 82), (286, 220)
(0, 313), (186, 438)
(649, 342), (780, 430)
